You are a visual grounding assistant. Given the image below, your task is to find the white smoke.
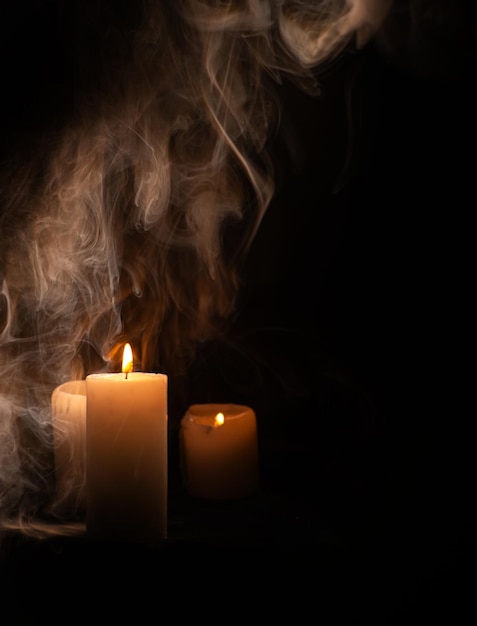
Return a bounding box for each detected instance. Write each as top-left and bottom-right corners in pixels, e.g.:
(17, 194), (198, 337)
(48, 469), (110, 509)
(0, 0), (391, 536)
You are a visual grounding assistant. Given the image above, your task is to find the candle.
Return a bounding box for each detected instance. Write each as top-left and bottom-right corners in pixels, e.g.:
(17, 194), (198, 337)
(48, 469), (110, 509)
(86, 344), (168, 543)
(51, 380), (87, 514)
(180, 403), (259, 500)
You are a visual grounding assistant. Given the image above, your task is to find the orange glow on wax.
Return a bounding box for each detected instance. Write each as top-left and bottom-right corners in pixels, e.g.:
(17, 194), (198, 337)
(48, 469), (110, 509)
(214, 412), (225, 427)
(122, 343), (134, 377)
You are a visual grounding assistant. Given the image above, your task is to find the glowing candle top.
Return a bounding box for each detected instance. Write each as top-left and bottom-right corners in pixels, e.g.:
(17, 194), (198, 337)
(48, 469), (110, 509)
(214, 412), (225, 427)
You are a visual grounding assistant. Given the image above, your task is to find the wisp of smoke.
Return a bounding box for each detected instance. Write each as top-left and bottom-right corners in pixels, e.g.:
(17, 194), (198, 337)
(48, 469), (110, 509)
(0, 0), (390, 536)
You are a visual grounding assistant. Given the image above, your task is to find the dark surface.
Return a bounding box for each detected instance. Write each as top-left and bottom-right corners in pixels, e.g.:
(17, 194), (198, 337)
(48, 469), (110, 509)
(1, 1), (476, 622)
(0, 479), (474, 623)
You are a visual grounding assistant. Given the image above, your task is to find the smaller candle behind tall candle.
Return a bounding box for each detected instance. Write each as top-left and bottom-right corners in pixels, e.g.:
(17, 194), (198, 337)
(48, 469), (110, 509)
(51, 380), (86, 516)
(180, 403), (259, 500)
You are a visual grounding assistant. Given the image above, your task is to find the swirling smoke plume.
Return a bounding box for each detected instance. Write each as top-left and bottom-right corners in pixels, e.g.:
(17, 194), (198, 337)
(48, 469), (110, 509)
(0, 0), (390, 537)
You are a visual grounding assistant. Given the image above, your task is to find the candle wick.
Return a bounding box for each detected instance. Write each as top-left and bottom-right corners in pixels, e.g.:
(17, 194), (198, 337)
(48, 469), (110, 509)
(125, 372), (128, 380)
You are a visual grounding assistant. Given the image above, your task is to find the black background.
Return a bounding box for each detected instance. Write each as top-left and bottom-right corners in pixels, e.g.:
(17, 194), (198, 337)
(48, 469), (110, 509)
(0, 1), (475, 622)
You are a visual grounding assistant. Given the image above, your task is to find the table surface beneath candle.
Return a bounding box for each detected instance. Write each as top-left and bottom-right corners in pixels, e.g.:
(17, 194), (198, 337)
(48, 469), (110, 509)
(1, 464), (474, 624)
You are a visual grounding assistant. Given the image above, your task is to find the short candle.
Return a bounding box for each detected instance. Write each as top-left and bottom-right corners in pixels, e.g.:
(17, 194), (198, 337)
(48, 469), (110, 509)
(180, 403), (259, 500)
(51, 380), (87, 514)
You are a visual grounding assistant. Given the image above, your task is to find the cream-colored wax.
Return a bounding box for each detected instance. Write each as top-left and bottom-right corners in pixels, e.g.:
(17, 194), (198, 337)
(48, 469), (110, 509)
(180, 403), (259, 500)
(51, 380), (87, 515)
(86, 372), (168, 542)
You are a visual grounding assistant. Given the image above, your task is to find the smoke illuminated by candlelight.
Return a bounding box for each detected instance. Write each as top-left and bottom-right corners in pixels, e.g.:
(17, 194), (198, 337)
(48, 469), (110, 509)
(0, 0), (391, 534)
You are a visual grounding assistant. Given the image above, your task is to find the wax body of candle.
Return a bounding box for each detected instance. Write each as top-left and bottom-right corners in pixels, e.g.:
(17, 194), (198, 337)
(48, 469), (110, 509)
(180, 403), (259, 500)
(86, 372), (168, 542)
(51, 380), (86, 515)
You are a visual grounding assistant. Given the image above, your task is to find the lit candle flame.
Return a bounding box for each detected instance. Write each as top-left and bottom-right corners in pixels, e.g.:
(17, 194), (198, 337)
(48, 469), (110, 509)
(214, 412), (225, 427)
(122, 343), (134, 378)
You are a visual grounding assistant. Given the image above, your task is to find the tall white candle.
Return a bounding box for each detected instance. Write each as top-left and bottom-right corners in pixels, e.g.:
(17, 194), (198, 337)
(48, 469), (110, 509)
(86, 344), (168, 543)
(180, 403), (259, 500)
(51, 380), (86, 514)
